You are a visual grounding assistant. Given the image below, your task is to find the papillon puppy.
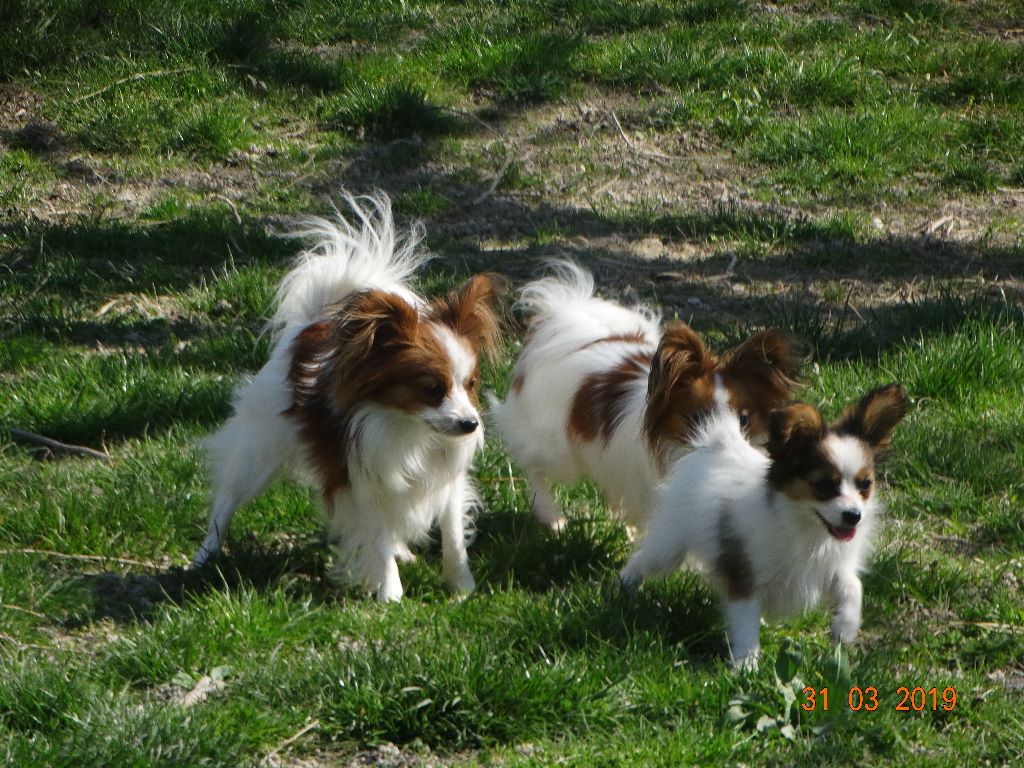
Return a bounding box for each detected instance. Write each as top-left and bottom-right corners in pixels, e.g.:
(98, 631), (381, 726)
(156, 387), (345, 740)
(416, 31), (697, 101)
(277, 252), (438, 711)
(192, 193), (500, 602)
(620, 382), (908, 666)
(491, 262), (803, 531)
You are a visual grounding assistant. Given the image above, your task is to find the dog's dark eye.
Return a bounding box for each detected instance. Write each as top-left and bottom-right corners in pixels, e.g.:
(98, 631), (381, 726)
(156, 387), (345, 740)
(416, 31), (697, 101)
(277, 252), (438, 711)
(738, 409), (750, 429)
(423, 382), (446, 399)
(812, 477), (839, 499)
(855, 477), (873, 495)
(465, 377), (477, 392)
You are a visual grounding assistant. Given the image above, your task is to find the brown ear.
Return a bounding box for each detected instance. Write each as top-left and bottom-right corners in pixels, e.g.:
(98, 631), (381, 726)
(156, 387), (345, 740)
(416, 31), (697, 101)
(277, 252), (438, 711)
(648, 322), (714, 392)
(833, 383), (908, 452)
(643, 322), (717, 450)
(767, 403), (825, 459)
(433, 273), (502, 360)
(332, 289), (419, 371)
(719, 329), (804, 403)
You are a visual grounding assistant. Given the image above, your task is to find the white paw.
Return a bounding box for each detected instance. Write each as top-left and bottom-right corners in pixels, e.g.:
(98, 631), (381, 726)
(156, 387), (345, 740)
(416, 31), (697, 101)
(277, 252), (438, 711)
(191, 552), (210, 569)
(375, 578), (404, 603)
(831, 614), (861, 644)
(730, 647), (761, 671)
(531, 495), (566, 531)
(618, 564), (643, 595)
(445, 565), (476, 597)
(393, 542), (417, 563)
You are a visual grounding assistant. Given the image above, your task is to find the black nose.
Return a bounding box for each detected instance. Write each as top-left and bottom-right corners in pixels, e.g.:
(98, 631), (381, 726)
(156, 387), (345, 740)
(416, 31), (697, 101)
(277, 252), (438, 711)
(456, 418), (479, 434)
(841, 509), (862, 526)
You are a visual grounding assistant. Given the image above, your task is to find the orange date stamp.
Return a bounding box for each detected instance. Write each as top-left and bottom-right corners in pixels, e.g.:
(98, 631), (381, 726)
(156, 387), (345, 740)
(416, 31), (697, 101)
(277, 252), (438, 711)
(801, 686), (958, 712)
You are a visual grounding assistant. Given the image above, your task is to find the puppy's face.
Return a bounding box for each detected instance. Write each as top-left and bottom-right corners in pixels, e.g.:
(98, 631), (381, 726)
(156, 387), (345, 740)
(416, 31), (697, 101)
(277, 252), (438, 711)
(767, 385), (908, 541)
(313, 276), (500, 439)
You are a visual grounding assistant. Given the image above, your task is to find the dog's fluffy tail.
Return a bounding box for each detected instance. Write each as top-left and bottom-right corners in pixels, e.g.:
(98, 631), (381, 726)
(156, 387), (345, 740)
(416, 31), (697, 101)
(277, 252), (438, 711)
(515, 260), (659, 354)
(268, 191), (427, 346)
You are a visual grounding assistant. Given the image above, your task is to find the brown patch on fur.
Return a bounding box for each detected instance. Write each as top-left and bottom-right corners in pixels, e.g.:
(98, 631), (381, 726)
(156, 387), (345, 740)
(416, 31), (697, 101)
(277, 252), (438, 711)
(325, 290), (453, 412)
(568, 350), (651, 443)
(854, 465), (875, 500)
(286, 320), (354, 498)
(431, 273), (502, 362)
(716, 510), (754, 599)
(718, 330), (805, 441)
(833, 383), (908, 455)
(642, 322), (717, 467)
(577, 330), (649, 351)
(285, 289), (462, 497)
(642, 326), (803, 469)
(765, 403), (834, 499)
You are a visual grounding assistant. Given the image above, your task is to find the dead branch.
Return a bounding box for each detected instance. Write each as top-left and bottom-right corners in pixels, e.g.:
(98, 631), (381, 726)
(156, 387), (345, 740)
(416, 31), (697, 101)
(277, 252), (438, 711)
(6, 427), (112, 461)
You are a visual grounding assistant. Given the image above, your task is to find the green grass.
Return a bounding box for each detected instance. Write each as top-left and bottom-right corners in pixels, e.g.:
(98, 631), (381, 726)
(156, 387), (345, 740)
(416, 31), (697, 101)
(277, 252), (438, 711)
(2, 1), (1023, 765)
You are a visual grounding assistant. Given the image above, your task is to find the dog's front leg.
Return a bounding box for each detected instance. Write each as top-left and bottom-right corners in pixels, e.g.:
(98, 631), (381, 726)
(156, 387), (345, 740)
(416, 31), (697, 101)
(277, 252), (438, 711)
(830, 570), (863, 644)
(439, 480), (476, 596)
(372, 539), (404, 603)
(725, 597), (762, 669)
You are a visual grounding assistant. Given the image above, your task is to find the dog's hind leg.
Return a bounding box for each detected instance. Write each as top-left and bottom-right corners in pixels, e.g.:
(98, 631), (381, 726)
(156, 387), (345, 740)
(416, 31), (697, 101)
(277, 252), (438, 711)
(192, 416), (289, 567)
(525, 466), (565, 531)
(618, 530), (688, 592)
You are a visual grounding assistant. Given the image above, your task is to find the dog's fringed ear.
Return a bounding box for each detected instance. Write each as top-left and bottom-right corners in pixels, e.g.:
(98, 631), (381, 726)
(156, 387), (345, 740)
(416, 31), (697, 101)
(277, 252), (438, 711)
(720, 329), (805, 402)
(648, 322), (714, 393)
(333, 289), (420, 369)
(833, 383), (908, 453)
(767, 403), (826, 459)
(433, 273), (503, 361)
(643, 322), (717, 455)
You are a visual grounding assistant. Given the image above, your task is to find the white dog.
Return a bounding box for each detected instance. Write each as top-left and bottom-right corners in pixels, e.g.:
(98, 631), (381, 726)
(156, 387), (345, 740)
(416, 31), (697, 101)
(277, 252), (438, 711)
(492, 261), (802, 531)
(192, 193), (500, 601)
(621, 382), (908, 666)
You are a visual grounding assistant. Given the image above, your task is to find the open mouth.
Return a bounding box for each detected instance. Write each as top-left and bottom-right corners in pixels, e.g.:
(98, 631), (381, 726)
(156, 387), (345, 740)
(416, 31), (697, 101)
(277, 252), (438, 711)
(814, 511), (857, 542)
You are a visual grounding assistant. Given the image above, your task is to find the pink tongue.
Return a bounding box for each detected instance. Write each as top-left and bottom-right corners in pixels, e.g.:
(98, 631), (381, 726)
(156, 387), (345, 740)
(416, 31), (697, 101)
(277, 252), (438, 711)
(831, 526), (857, 542)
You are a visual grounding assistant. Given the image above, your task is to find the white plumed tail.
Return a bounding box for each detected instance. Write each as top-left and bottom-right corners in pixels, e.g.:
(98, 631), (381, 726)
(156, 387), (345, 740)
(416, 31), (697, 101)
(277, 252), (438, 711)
(268, 191), (427, 346)
(515, 260), (659, 353)
(516, 260), (596, 320)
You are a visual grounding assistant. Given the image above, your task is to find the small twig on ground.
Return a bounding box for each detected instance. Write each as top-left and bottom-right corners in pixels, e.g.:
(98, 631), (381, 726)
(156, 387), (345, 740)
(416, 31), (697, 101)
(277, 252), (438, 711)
(966, 621), (1024, 634)
(608, 109), (677, 164)
(263, 720), (320, 765)
(72, 67), (198, 103)
(0, 548), (156, 569)
(214, 194), (243, 225)
(473, 152), (516, 204)
(5, 427), (112, 461)
(440, 106), (502, 136)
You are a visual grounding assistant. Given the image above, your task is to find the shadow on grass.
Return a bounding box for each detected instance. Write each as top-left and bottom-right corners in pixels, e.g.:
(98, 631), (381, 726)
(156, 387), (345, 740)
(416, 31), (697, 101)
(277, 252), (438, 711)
(67, 533), (332, 628)
(1, 210), (289, 300)
(63, 502), (726, 660)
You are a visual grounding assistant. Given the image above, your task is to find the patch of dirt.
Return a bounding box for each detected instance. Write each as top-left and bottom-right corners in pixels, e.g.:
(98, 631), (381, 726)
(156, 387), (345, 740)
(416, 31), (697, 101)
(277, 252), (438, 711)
(265, 743), (468, 768)
(0, 83), (47, 138)
(987, 667), (1024, 691)
(6, 85), (1021, 332)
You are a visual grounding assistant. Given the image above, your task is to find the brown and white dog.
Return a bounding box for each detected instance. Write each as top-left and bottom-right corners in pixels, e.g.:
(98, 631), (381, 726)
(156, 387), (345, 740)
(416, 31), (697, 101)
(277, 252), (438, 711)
(192, 193), (500, 601)
(491, 262), (803, 531)
(621, 383), (908, 666)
